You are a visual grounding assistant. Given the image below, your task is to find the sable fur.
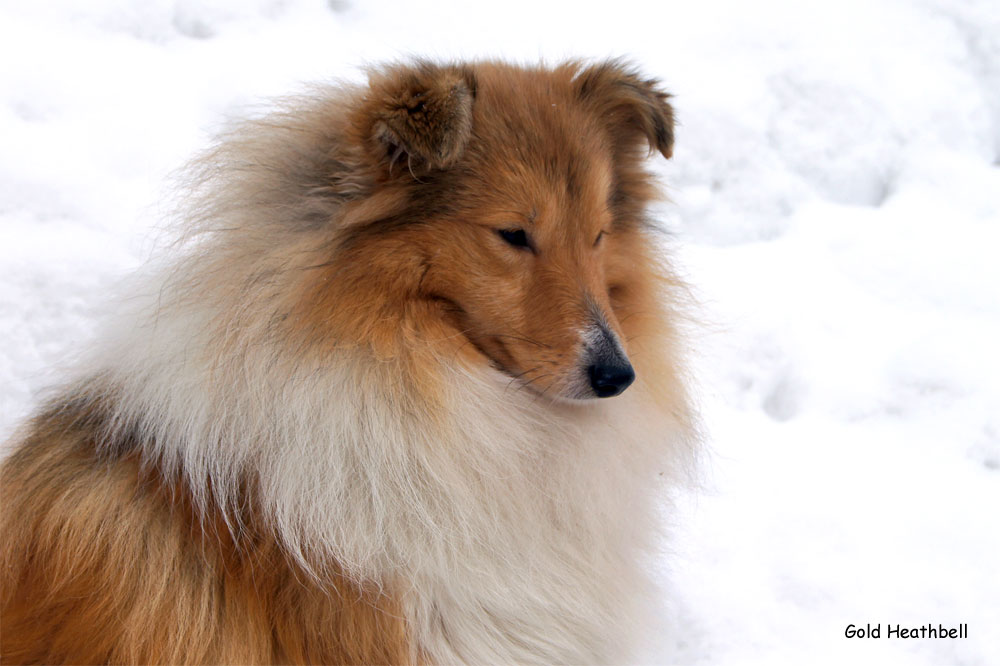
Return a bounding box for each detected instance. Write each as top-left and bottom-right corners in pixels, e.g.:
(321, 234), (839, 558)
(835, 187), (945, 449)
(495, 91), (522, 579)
(1, 60), (696, 665)
(1, 402), (411, 665)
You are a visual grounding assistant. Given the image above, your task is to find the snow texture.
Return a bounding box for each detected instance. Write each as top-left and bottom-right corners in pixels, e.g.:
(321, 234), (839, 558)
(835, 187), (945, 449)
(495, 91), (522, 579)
(1, 1), (998, 664)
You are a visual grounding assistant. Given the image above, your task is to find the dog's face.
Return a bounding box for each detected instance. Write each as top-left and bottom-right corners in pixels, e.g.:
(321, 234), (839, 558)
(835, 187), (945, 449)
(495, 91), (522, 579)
(317, 62), (674, 401)
(418, 103), (638, 402)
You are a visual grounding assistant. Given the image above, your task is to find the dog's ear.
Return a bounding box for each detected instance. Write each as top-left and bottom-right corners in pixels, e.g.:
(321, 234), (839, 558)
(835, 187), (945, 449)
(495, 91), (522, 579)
(359, 63), (475, 177)
(575, 61), (675, 159)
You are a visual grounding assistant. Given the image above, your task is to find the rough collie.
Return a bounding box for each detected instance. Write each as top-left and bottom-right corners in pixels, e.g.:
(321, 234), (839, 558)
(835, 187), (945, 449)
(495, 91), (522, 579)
(1, 60), (696, 664)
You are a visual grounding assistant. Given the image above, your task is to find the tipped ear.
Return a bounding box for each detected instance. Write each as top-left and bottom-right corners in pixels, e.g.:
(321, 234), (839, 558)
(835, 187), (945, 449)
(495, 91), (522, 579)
(575, 61), (675, 159)
(361, 63), (475, 176)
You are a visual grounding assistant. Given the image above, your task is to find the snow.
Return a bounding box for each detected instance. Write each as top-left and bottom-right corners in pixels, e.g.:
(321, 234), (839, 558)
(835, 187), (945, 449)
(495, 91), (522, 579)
(1, 0), (997, 663)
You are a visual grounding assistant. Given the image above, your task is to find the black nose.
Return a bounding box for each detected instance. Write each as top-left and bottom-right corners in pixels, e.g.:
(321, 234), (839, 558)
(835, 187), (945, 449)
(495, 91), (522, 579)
(588, 362), (636, 398)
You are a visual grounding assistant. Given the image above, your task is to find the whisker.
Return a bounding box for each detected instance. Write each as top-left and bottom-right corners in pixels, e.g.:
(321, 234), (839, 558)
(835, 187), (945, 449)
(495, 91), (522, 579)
(505, 366), (542, 393)
(521, 372), (553, 399)
(489, 333), (552, 350)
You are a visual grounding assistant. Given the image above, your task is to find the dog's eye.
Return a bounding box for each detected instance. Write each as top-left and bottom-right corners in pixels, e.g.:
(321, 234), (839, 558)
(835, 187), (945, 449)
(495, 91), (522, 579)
(594, 230), (605, 247)
(498, 228), (532, 250)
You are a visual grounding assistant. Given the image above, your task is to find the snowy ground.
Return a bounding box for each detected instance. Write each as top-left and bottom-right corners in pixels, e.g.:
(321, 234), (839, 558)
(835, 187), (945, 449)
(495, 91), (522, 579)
(1, 1), (998, 664)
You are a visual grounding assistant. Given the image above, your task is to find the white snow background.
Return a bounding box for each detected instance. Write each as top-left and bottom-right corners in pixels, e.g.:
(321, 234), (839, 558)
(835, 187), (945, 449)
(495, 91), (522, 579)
(1, 1), (998, 664)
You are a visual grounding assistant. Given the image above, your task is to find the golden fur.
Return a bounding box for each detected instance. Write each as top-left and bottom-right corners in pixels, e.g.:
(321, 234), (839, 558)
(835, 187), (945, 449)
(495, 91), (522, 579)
(1, 402), (411, 665)
(1, 60), (694, 664)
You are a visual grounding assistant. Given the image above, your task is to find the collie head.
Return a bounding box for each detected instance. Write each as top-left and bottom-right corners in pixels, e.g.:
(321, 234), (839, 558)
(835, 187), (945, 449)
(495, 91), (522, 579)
(80, 60), (696, 596)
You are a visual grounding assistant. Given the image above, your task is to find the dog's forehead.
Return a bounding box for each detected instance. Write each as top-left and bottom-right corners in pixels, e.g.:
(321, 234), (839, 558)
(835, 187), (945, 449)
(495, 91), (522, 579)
(473, 68), (597, 149)
(466, 70), (614, 219)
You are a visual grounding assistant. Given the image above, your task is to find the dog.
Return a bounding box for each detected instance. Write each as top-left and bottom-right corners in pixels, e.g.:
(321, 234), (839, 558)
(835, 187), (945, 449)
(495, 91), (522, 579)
(0, 60), (696, 664)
